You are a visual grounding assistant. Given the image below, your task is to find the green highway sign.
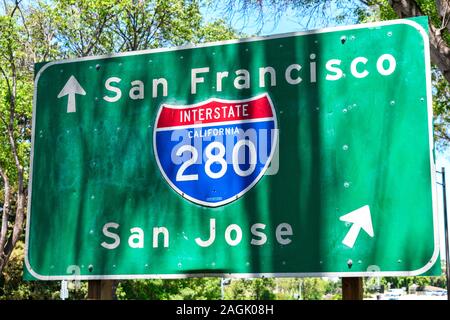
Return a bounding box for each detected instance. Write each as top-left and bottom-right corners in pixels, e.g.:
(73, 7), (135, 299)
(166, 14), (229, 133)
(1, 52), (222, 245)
(25, 17), (439, 280)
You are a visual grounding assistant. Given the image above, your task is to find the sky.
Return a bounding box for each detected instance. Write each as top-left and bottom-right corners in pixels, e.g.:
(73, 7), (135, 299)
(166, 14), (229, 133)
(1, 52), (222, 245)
(204, 5), (450, 261)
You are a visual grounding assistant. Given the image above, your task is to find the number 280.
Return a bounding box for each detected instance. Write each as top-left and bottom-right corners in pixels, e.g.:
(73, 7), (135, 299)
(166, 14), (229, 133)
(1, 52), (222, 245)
(175, 140), (257, 181)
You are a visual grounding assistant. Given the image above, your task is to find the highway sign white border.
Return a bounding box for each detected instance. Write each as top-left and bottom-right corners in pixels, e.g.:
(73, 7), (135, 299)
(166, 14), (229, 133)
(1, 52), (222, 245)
(25, 17), (440, 280)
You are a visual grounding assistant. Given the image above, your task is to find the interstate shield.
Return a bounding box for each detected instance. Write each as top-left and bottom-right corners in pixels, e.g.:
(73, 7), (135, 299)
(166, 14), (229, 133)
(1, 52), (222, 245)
(153, 94), (278, 207)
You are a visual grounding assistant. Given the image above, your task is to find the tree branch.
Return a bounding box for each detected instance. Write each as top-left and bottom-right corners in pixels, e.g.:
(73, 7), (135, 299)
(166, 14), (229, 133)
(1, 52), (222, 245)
(83, 13), (111, 56)
(6, 46), (21, 172)
(436, 0), (450, 33)
(0, 65), (11, 93)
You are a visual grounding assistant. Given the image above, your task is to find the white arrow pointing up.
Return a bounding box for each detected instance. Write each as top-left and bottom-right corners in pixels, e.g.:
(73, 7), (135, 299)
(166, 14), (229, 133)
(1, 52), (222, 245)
(57, 76), (86, 113)
(339, 205), (374, 248)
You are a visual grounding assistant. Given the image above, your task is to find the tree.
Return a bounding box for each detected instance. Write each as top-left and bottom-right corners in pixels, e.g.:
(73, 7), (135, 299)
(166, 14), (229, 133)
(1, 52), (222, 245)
(116, 278), (221, 300)
(0, 0), (32, 275)
(251, 278), (276, 300)
(0, 0), (238, 292)
(118, 278), (275, 300)
(111, 0), (201, 51)
(301, 278), (327, 300)
(225, 279), (250, 299)
(49, 0), (239, 57)
(222, 278), (276, 300)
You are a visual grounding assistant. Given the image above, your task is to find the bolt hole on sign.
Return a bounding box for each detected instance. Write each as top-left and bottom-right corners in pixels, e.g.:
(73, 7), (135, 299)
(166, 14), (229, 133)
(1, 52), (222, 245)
(26, 17), (439, 280)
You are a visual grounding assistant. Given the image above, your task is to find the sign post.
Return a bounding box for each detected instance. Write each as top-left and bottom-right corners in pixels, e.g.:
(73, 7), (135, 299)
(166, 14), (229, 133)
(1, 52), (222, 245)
(87, 280), (115, 300)
(437, 167), (450, 301)
(342, 278), (363, 300)
(444, 167), (450, 301)
(26, 17), (439, 282)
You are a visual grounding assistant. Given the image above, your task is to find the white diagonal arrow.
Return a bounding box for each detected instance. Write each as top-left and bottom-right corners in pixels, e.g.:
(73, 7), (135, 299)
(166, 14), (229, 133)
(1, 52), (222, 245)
(339, 205), (374, 248)
(57, 76), (86, 113)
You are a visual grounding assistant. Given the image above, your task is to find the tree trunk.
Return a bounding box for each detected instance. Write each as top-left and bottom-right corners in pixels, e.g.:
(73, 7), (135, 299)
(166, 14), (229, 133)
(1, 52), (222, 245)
(0, 167), (10, 271)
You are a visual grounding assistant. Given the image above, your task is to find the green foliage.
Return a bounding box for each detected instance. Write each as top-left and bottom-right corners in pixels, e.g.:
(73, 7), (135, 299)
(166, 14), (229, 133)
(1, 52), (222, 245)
(219, 278), (275, 300)
(251, 278), (276, 299)
(51, 0), (119, 57)
(42, 0), (238, 56)
(357, 0), (397, 23)
(118, 278), (275, 300)
(116, 278), (221, 300)
(115, 274), (447, 300)
(196, 19), (243, 43)
(272, 278), (299, 300)
(224, 278), (333, 300)
(301, 278), (327, 300)
(364, 273), (447, 297)
(0, 14), (32, 183)
(0, 242), (87, 299)
(330, 293), (342, 300)
(416, 0), (450, 44)
(225, 279), (248, 299)
(382, 274), (447, 290)
(274, 291), (295, 300)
